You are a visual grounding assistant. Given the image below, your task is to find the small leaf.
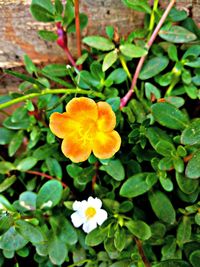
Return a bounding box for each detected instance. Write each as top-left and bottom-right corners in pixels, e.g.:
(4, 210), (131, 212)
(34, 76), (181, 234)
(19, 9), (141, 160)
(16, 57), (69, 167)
(114, 227), (126, 251)
(30, 0), (55, 22)
(106, 68), (127, 84)
(101, 159), (125, 181)
(0, 175), (16, 193)
(83, 36), (115, 51)
(42, 64), (68, 77)
(189, 250), (200, 267)
(8, 130), (24, 157)
(176, 172), (199, 194)
(15, 220), (44, 244)
(185, 150), (200, 179)
(0, 128), (14, 145)
(102, 50), (118, 72)
(48, 236), (68, 265)
(177, 216), (191, 247)
(36, 180), (63, 209)
(149, 190), (176, 224)
(120, 173), (157, 198)
(125, 220), (151, 240)
(0, 162), (15, 174)
(24, 55), (37, 75)
(153, 260), (191, 267)
(16, 157), (38, 172)
(19, 191), (37, 211)
(159, 25), (197, 43)
(152, 102), (189, 130)
(119, 44), (147, 58)
(122, 0), (151, 13)
(85, 227), (108, 246)
(181, 119), (200, 145)
(139, 57), (169, 80)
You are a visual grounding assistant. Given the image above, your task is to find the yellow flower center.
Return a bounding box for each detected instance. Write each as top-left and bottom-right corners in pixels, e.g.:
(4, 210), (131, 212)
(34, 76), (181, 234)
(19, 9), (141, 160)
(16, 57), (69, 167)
(85, 207), (96, 219)
(78, 119), (96, 145)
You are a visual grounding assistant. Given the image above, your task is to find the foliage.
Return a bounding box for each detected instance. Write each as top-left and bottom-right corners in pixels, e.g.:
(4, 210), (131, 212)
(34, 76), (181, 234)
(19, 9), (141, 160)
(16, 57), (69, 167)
(0, 0), (200, 266)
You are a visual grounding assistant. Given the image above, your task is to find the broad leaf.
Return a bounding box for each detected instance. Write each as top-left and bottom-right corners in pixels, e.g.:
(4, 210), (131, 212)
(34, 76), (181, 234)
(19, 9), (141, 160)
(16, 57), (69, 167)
(119, 44), (147, 58)
(83, 36), (115, 51)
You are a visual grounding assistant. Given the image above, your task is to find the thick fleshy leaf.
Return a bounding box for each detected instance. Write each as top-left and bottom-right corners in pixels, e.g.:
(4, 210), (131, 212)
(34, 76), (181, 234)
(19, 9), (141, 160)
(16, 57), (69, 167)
(125, 220), (151, 240)
(185, 150), (200, 179)
(149, 190), (176, 224)
(181, 119), (200, 145)
(159, 25), (197, 43)
(102, 50), (118, 72)
(83, 36), (115, 51)
(120, 173), (157, 198)
(119, 43), (147, 58)
(152, 102), (189, 130)
(139, 57), (169, 80)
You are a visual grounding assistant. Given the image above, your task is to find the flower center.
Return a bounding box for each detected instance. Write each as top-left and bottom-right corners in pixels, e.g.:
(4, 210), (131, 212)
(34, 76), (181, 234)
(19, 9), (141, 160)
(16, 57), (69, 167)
(79, 119), (96, 145)
(85, 207), (96, 219)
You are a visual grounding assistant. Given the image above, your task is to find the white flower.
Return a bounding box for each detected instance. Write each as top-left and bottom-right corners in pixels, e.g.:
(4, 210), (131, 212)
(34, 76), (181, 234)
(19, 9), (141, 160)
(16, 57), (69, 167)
(70, 196), (108, 233)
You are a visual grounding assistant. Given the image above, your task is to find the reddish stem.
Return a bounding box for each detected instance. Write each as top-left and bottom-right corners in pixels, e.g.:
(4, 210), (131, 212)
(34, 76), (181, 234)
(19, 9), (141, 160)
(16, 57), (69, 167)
(135, 237), (151, 267)
(92, 162), (99, 190)
(26, 170), (68, 188)
(56, 22), (79, 70)
(74, 0), (82, 65)
(120, 0), (176, 108)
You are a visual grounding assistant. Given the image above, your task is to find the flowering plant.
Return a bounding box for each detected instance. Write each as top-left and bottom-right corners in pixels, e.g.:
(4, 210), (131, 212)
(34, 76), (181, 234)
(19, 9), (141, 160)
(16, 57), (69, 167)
(0, 0), (200, 266)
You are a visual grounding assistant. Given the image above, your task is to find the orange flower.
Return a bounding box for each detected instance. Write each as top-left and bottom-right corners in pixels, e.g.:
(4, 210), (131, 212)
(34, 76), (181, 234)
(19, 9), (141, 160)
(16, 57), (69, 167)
(49, 97), (121, 163)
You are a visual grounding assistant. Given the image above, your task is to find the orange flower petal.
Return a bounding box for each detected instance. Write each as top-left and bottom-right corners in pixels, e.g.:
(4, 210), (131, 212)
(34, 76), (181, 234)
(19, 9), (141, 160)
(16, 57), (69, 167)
(97, 102), (116, 132)
(66, 97), (98, 122)
(61, 135), (92, 163)
(49, 112), (79, 139)
(92, 130), (121, 159)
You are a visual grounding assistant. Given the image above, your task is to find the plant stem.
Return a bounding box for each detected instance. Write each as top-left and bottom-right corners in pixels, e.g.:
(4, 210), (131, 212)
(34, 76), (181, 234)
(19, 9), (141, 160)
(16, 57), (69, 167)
(56, 22), (79, 69)
(148, 0), (159, 39)
(26, 170), (68, 188)
(74, 0), (82, 61)
(0, 88), (105, 110)
(119, 55), (132, 81)
(135, 237), (151, 267)
(120, 0), (176, 108)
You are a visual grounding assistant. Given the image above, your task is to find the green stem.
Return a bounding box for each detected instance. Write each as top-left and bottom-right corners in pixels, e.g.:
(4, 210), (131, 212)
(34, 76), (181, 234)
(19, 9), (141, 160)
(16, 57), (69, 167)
(0, 88), (105, 110)
(119, 55), (132, 81)
(148, 0), (159, 39)
(165, 77), (180, 96)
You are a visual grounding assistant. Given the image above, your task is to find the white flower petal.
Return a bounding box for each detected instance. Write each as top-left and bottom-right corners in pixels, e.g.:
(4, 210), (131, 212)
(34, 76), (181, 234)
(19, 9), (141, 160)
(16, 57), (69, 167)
(71, 211), (84, 228)
(73, 200), (87, 211)
(96, 209), (108, 226)
(82, 219), (97, 233)
(87, 197), (102, 209)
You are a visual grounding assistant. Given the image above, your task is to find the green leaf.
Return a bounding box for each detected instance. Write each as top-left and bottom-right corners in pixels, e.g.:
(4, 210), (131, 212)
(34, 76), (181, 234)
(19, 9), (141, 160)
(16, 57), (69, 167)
(176, 172), (199, 194)
(0, 195), (15, 211)
(122, 0), (151, 13)
(102, 50), (118, 72)
(48, 236), (68, 265)
(0, 162), (15, 174)
(153, 260), (191, 267)
(149, 190), (176, 224)
(0, 227), (28, 251)
(30, 0), (55, 22)
(155, 140), (176, 157)
(181, 119), (200, 145)
(46, 158), (62, 179)
(42, 64), (68, 77)
(15, 220), (44, 244)
(33, 144), (59, 160)
(106, 97), (120, 112)
(63, 0), (74, 26)
(55, 0), (63, 14)
(106, 26), (114, 39)
(139, 57), (169, 80)
(85, 227), (108, 246)
(168, 44), (178, 61)
(0, 213), (14, 235)
(151, 102), (189, 130)
(106, 68), (127, 84)
(159, 25), (197, 43)
(120, 173), (157, 198)
(24, 55), (37, 75)
(68, 13), (88, 33)
(185, 150), (200, 179)
(0, 128), (14, 145)
(101, 160), (125, 181)
(0, 175), (16, 193)
(169, 7), (188, 22)
(16, 157), (38, 172)
(19, 191), (37, 211)
(145, 83), (161, 100)
(38, 30), (58, 41)
(110, 260), (133, 267)
(114, 226), (126, 251)
(189, 250), (200, 267)
(36, 180), (63, 209)
(177, 216), (191, 247)
(8, 130), (24, 157)
(125, 220), (151, 240)
(58, 218), (78, 245)
(120, 43), (147, 58)
(83, 36), (115, 51)
(76, 53), (88, 65)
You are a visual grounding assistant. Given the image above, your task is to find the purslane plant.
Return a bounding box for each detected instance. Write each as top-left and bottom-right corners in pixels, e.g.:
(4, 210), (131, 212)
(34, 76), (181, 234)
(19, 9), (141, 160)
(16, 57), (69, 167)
(0, 0), (200, 267)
